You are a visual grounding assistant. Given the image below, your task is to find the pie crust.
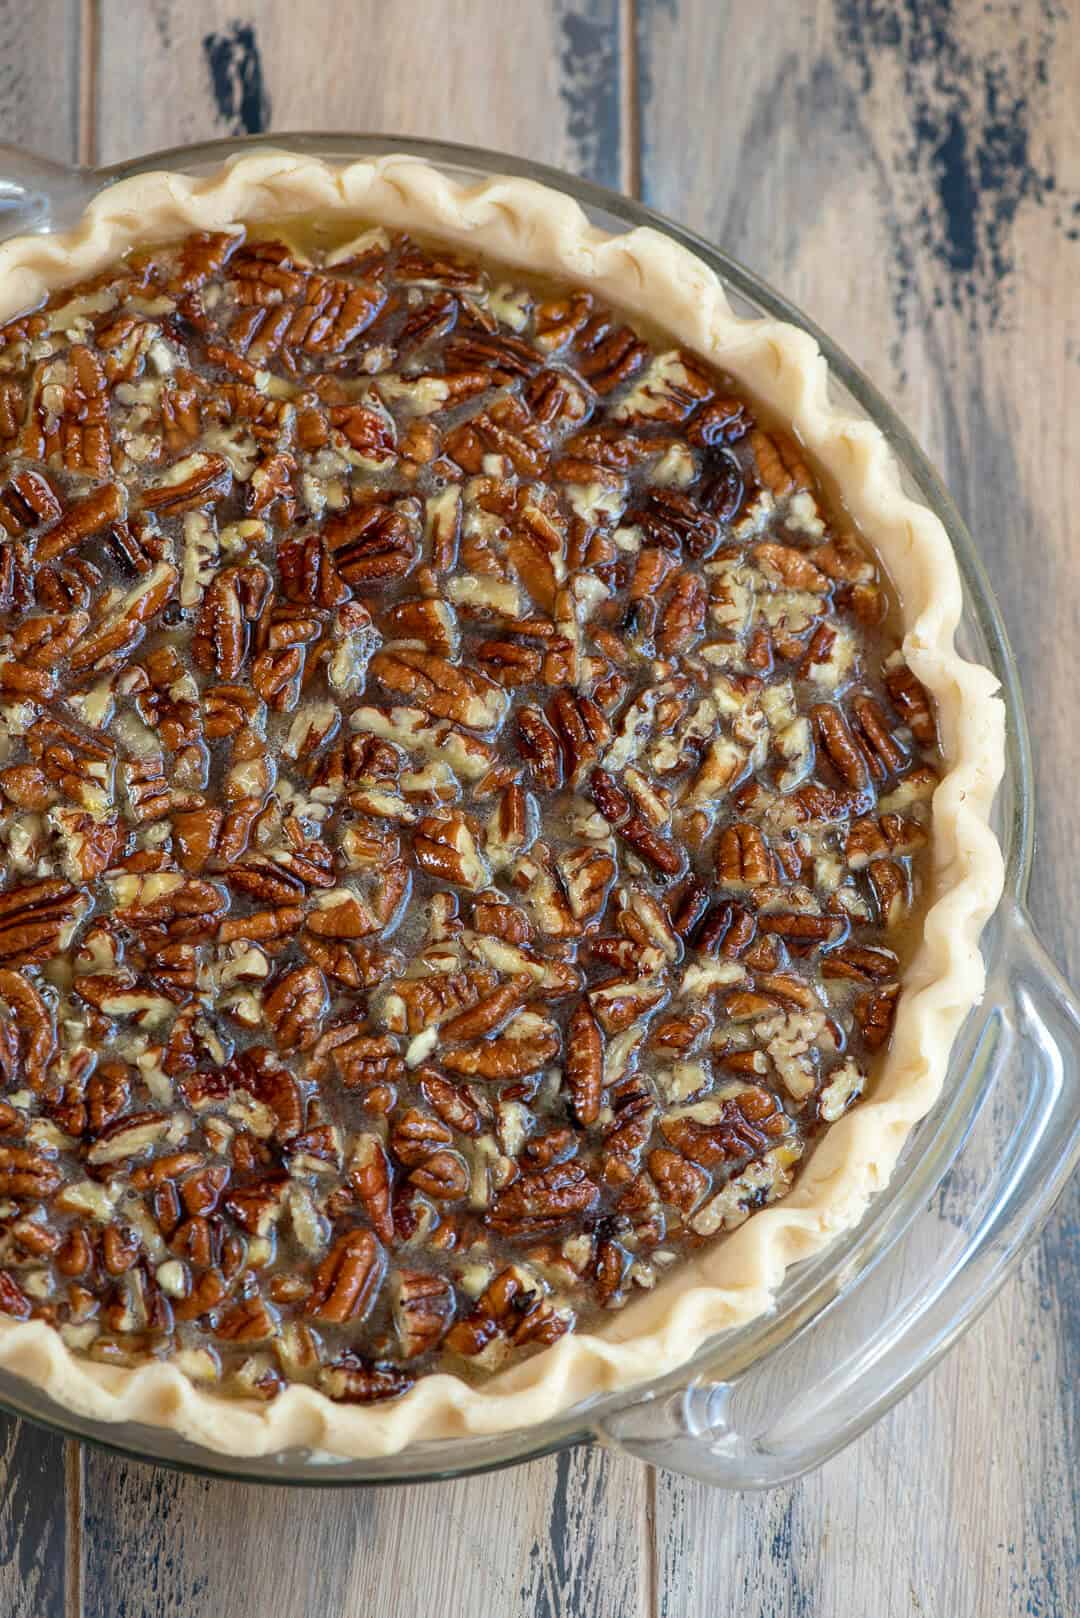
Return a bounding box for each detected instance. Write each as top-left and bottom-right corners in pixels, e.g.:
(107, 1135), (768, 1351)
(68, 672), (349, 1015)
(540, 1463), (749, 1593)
(0, 151), (1005, 1457)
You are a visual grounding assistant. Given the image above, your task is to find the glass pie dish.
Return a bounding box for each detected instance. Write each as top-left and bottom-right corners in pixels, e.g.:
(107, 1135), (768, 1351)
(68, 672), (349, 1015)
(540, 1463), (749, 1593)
(0, 132), (1076, 1489)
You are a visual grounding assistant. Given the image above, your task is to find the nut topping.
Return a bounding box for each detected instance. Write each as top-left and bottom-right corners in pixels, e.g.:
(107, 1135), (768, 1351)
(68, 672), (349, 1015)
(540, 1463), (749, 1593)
(0, 222), (938, 1399)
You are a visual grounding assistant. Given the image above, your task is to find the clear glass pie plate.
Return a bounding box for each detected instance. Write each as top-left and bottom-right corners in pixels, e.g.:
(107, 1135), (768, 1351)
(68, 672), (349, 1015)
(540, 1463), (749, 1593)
(0, 133), (1076, 1489)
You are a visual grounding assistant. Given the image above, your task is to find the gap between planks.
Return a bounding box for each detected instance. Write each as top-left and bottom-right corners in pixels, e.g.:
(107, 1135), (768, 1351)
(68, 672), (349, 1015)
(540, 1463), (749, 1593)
(620, 0), (642, 199)
(77, 0), (99, 167)
(64, 1441), (83, 1618)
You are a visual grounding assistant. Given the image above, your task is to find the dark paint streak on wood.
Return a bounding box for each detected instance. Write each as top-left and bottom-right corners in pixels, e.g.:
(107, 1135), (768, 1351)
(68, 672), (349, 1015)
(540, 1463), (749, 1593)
(557, 3), (623, 188)
(83, 1460), (207, 1618)
(523, 1446), (643, 1617)
(764, 1496), (813, 1618)
(926, 333), (1080, 1588)
(1027, 1210), (1080, 1616)
(833, 0), (1067, 328)
(149, 0), (172, 52)
(527, 1448), (574, 1618)
(0, 1413), (68, 1617)
(635, 0), (678, 179)
(655, 1472), (692, 1618)
(202, 21), (272, 137)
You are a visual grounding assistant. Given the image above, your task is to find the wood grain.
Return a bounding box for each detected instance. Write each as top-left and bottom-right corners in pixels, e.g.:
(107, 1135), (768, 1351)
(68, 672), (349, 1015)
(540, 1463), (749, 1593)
(0, 2), (1077, 1614)
(83, 1442), (650, 1618)
(640, 2), (1080, 1613)
(0, 0), (84, 164)
(92, 0), (626, 185)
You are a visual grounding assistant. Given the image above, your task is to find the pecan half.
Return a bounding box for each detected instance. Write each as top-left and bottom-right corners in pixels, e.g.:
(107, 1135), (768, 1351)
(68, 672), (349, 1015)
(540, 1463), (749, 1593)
(306, 1229), (384, 1324)
(589, 769), (681, 875)
(392, 1270), (456, 1357)
(564, 1001), (604, 1127)
(488, 1163), (600, 1236)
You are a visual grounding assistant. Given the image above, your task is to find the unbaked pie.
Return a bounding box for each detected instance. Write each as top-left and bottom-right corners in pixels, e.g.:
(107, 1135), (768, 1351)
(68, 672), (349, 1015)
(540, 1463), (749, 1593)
(0, 154), (1004, 1454)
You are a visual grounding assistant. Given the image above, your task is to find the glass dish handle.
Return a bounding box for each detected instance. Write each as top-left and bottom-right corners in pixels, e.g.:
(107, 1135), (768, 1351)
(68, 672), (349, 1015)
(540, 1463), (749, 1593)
(0, 142), (94, 237)
(599, 904), (1080, 1488)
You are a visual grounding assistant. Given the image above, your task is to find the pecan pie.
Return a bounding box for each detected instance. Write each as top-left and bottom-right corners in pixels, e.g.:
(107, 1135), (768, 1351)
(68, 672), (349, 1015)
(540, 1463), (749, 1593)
(0, 156), (1003, 1455)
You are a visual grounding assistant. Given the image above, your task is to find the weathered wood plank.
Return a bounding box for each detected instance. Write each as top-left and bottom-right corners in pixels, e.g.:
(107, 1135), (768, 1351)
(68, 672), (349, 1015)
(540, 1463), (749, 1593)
(94, 0), (626, 186)
(0, 1415), (70, 1618)
(83, 8), (648, 1618)
(82, 1440), (652, 1618)
(640, 2), (1080, 1612)
(0, 0), (84, 164)
(0, 7), (85, 1614)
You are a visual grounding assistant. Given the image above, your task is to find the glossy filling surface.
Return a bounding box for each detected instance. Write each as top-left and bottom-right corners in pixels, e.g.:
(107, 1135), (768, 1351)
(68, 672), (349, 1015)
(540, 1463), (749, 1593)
(0, 225), (940, 1403)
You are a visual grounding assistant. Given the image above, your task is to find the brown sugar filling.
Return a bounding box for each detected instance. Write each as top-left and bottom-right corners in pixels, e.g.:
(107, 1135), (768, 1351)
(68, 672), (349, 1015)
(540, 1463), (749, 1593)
(0, 223), (940, 1403)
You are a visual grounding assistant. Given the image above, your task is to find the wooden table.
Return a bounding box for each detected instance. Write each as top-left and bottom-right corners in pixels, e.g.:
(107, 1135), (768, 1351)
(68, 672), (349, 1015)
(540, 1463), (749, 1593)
(1, 3), (1077, 1613)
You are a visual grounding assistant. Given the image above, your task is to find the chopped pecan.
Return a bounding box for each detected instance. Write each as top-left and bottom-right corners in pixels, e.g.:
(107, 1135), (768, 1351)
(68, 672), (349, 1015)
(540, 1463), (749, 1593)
(845, 813), (926, 868)
(868, 859), (908, 925)
(812, 704), (868, 789)
(488, 1163), (599, 1236)
(0, 971), (55, 1088)
(575, 313), (647, 393)
(418, 1068), (487, 1136)
(558, 847), (615, 922)
(0, 467), (63, 534)
(390, 1109), (454, 1167)
(444, 1266), (570, 1357)
(0, 1270), (32, 1318)
(749, 430), (811, 496)
(649, 1010), (710, 1053)
(227, 1046), (303, 1141)
(631, 487), (721, 560)
(215, 1296), (277, 1343)
(141, 452), (231, 515)
(851, 694), (908, 778)
(192, 564), (271, 680)
(474, 637), (543, 688)
(278, 531), (352, 607)
(330, 1032), (405, 1090)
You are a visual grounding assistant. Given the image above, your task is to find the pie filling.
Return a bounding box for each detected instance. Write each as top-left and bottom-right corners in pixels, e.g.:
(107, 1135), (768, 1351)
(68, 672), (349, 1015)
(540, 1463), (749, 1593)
(0, 223), (940, 1404)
